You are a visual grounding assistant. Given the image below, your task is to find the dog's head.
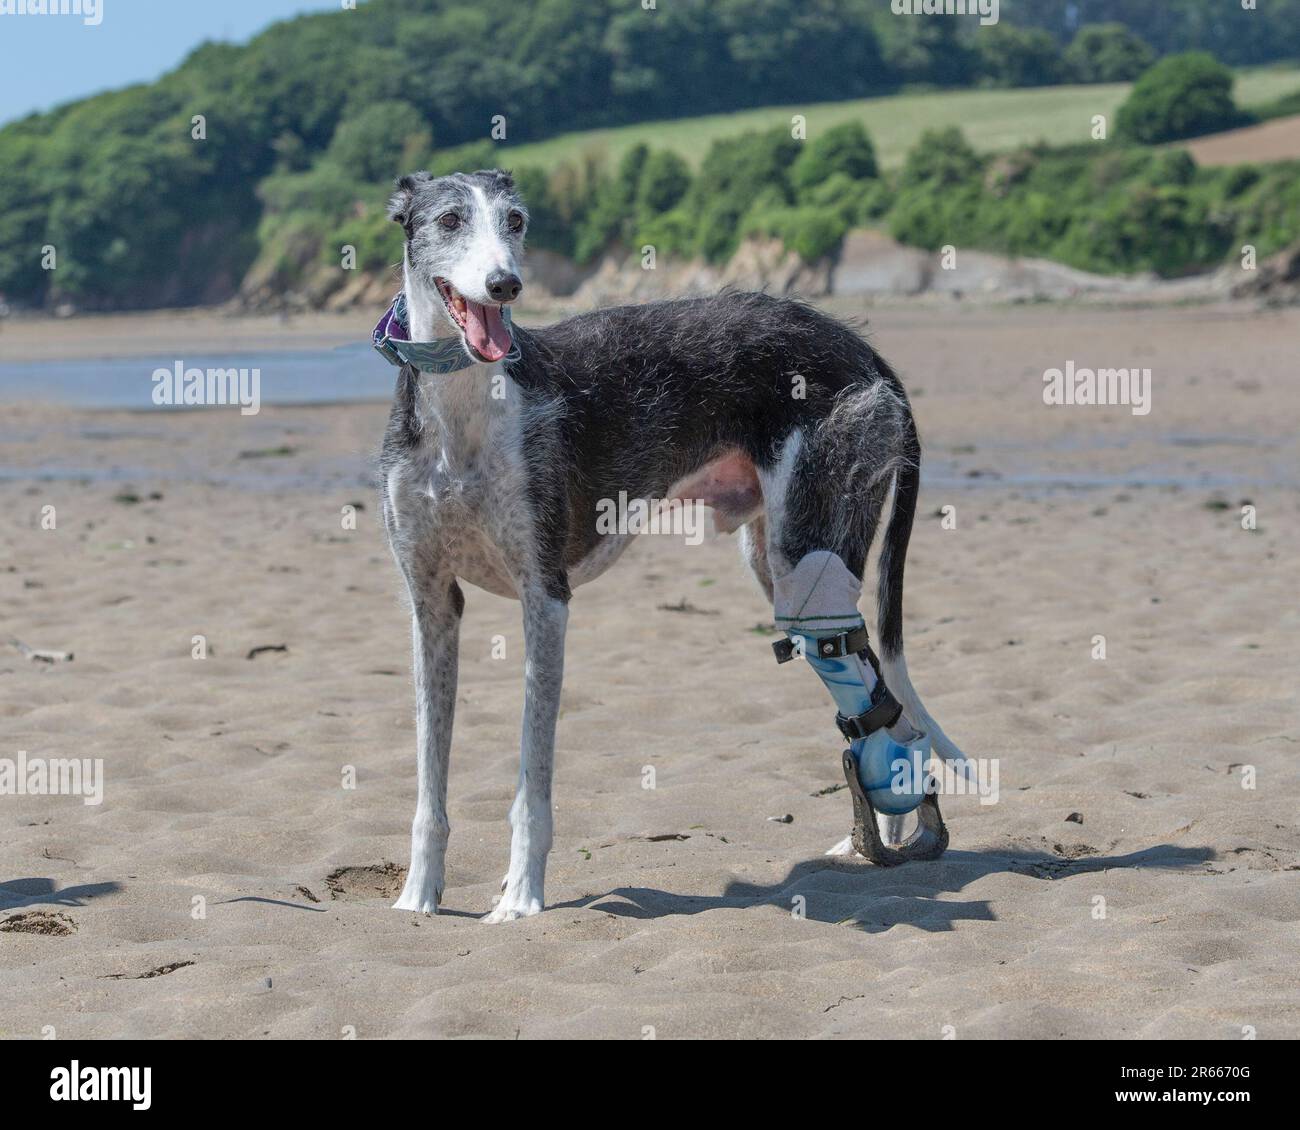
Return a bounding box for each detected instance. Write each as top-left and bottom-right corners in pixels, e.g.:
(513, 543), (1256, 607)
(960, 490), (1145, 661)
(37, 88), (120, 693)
(389, 169), (528, 363)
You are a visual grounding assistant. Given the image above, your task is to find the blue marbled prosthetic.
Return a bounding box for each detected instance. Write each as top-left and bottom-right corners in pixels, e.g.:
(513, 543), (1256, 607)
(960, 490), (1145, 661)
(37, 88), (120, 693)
(795, 627), (930, 816)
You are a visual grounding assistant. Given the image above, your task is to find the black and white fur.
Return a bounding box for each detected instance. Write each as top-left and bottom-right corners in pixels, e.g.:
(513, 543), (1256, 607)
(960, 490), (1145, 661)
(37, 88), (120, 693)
(380, 169), (963, 921)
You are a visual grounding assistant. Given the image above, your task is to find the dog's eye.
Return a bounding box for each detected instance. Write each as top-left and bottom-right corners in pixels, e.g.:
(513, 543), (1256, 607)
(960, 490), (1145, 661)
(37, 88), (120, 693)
(507, 210), (525, 233)
(438, 212), (461, 231)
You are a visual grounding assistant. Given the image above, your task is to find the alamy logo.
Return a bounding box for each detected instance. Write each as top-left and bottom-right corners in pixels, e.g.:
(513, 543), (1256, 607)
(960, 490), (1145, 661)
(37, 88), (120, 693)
(50, 1062), (151, 1110)
(0, 0), (103, 25)
(892, 753), (1001, 806)
(1043, 361), (1151, 416)
(891, 0), (999, 27)
(0, 751), (104, 806)
(152, 361), (261, 415)
(595, 492), (706, 546)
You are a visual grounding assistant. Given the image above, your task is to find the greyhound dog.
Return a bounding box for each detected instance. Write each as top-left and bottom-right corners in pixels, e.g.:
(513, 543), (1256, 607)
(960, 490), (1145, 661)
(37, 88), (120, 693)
(376, 169), (968, 921)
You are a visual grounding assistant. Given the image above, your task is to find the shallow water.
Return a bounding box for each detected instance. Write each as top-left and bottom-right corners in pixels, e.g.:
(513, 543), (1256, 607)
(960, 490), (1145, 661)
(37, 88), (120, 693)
(0, 342), (393, 409)
(2, 343), (1294, 494)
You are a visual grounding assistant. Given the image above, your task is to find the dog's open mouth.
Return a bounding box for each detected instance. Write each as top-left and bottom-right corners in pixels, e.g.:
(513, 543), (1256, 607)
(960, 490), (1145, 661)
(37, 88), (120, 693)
(435, 278), (512, 363)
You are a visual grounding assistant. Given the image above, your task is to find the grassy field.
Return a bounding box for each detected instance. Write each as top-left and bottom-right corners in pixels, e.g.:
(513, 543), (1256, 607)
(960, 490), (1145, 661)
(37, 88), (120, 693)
(497, 67), (1300, 173)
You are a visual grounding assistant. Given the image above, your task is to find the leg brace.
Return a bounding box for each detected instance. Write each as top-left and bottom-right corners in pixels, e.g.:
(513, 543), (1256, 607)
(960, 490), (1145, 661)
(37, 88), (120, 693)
(773, 552), (948, 864)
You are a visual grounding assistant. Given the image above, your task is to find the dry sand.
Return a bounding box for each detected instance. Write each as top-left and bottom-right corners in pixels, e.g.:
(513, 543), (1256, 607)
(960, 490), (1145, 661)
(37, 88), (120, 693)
(1, 301), (1298, 1039)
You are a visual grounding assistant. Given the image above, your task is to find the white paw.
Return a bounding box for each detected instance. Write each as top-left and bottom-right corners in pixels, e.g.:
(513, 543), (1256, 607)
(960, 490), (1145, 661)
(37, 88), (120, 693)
(392, 881), (441, 914)
(482, 893), (542, 923)
(825, 835), (859, 858)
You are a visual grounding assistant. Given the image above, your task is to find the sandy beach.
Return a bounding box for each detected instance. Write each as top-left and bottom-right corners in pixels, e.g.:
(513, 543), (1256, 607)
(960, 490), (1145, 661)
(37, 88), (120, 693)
(1, 299), (1297, 1039)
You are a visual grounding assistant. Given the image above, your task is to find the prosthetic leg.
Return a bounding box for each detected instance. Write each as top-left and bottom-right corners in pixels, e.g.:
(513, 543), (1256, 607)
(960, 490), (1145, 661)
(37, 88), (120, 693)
(773, 552), (948, 865)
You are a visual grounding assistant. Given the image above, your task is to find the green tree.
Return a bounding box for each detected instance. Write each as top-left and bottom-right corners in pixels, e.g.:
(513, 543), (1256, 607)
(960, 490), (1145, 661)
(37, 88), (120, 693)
(1058, 185), (1229, 276)
(574, 144), (650, 262)
(636, 150), (691, 217)
(327, 101), (429, 184)
(508, 166), (574, 256)
(1117, 52), (1242, 143)
(899, 127), (983, 191)
(982, 0), (1300, 69)
(791, 121), (878, 195)
(1064, 23), (1155, 84)
(876, 16), (976, 87)
(889, 128), (985, 251)
(714, 0), (885, 104)
(976, 26), (1063, 88)
(685, 128), (799, 261)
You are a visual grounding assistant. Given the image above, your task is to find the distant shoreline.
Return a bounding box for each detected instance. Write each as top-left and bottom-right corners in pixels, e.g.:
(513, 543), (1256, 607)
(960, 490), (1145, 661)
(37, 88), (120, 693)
(0, 309), (369, 365)
(10, 204), (1295, 352)
(0, 287), (1279, 366)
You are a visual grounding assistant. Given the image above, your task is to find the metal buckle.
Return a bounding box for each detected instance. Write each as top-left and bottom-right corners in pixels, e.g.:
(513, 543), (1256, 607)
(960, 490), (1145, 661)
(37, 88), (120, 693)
(375, 338), (405, 367)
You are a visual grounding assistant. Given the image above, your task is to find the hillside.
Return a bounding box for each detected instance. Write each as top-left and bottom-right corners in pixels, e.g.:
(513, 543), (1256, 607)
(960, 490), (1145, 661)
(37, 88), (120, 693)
(500, 68), (1300, 173)
(4, 0), (1300, 312)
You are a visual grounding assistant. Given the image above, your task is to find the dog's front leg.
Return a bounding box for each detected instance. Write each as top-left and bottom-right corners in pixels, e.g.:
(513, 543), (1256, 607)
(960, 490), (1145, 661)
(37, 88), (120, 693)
(392, 575), (464, 914)
(484, 586), (568, 922)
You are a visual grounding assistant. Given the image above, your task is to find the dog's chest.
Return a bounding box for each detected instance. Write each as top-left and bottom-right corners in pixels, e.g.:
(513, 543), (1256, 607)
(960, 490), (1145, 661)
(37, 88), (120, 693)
(388, 411), (534, 599)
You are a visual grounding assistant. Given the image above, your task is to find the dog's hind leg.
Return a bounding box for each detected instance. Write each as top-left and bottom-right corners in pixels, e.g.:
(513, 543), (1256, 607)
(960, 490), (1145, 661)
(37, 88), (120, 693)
(875, 420), (970, 776)
(484, 584), (568, 922)
(761, 391), (951, 865)
(392, 573), (464, 914)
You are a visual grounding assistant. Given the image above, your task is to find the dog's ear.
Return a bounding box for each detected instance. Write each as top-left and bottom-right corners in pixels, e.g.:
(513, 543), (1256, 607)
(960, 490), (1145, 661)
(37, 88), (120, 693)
(389, 172), (431, 230)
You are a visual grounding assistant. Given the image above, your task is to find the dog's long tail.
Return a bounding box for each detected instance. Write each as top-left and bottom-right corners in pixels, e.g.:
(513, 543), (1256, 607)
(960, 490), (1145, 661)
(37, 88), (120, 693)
(876, 414), (972, 773)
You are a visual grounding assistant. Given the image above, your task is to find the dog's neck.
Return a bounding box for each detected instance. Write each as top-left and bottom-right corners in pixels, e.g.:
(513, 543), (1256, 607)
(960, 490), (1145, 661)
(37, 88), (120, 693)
(401, 262), (508, 464)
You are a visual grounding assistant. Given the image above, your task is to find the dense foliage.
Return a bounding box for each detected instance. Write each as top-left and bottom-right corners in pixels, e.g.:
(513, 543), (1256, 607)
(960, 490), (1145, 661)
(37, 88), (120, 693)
(1, 0), (1299, 307)
(1004, 0), (1300, 67)
(544, 118), (1300, 280)
(1062, 23), (1155, 83)
(884, 130), (1300, 278)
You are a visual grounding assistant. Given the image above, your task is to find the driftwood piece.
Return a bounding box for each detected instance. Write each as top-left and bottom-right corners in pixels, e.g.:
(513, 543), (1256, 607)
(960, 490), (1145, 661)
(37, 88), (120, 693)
(9, 637), (74, 663)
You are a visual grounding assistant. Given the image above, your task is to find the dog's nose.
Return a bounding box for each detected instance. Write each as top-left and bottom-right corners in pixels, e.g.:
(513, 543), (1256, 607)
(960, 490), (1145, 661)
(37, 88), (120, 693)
(485, 270), (522, 303)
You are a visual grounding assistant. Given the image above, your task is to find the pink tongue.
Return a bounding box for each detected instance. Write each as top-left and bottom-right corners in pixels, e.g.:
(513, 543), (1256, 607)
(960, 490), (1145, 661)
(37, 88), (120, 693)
(463, 299), (512, 362)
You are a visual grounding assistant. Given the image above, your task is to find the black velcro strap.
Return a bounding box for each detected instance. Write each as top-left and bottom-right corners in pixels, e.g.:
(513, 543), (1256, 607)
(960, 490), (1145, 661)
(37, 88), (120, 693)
(772, 624), (870, 665)
(835, 682), (903, 742)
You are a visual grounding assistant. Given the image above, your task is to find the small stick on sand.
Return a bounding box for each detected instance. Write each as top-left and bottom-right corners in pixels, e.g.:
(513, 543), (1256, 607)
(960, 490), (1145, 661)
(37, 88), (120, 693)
(9, 637), (74, 663)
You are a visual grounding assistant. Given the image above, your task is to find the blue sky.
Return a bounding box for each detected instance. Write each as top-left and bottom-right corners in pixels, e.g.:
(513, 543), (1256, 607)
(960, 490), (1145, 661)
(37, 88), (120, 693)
(0, 0), (341, 126)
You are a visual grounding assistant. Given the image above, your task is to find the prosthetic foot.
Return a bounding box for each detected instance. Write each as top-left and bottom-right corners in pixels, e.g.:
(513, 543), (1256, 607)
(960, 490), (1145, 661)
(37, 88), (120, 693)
(773, 551), (948, 866)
